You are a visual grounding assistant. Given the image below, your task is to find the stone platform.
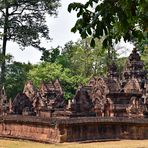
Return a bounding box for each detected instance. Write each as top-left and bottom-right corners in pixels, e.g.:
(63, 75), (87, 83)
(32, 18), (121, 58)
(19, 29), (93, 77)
(1, 115), (148, 143)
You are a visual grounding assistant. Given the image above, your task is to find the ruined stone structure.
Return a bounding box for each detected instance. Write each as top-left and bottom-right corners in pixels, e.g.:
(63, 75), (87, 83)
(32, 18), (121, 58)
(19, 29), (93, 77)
(69, 85), (94, 117)
(1, 115), (148, 143)
(39, 80), (65, 109)
(12, 93), (34, 115)
(69, 49), (148, 118)
(12, 80), (65, 117)
(1, 49), (148, 143)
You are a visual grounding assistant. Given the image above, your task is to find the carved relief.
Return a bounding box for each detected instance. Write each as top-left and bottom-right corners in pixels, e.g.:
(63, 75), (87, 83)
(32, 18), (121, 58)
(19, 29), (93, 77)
(90, 77), (109, 116)
(12, 93), (34, 115)
(124, 78), (141, 94)
(23, 81), (37, 101)
(71, 86), (93, 114)
(104, 98), (114, 117)
(39, 80), (65, 110)
(126, 96), (145, 118)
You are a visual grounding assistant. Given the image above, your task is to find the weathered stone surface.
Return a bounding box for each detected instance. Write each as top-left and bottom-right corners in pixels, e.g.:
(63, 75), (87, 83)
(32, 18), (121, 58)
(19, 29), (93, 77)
(12, 79), (66, 117)
(23, 81), (37, 101)
(70, 86), (94, 115)
(39, 80), (65, 109)
(1, 116), (148, 143)
(126, 96), (145, 118)
(12, 93), (34, 115)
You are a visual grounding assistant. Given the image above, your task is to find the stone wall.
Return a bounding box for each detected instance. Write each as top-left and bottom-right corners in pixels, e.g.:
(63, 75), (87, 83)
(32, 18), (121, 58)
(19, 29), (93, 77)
(62, 123), (148, 142)
(58, 117), (148, 142)
(0, 115), (61, 143)
(0, 115), (148, 143)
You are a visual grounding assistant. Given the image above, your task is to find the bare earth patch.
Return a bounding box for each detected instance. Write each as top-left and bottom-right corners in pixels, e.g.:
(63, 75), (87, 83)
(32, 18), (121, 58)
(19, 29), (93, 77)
(0, 139), (148, 148)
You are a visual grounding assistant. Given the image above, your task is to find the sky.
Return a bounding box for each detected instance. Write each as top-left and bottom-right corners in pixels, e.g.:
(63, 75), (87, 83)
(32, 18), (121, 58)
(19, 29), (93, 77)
(6, 0), (134, 64)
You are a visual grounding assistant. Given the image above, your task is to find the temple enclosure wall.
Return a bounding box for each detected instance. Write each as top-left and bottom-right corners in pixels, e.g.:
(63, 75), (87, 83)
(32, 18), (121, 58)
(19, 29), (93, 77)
(1, 115), (148, 143)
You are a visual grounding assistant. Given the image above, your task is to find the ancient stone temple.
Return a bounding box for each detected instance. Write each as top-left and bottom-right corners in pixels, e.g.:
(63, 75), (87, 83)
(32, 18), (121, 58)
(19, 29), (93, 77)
(1, 49), (148, 143)
(68, 49), (148, 118)
(12, 80), (66, 117)
(39, 80), (65, 109)
(37, 80), (66, 117)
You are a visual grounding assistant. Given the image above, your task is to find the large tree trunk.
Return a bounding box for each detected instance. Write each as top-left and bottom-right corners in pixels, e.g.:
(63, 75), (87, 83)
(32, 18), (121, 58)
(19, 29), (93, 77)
(0, 7), (9, 84)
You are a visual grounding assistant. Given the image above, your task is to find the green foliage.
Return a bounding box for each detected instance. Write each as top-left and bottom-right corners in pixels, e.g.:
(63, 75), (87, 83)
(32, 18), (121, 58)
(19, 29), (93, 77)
(0, 0), (60, 49)
(68, 0), (148, 49)
(5, 62), (33, 99)
(0, 0), (61, 84)
(57, 39), (109, 77)
(116, 57), (127, 74)
(0, 53), (4, 64)
(3, 38), (123, 100)
(36, 38), (112, 99)
(0, 53), (13, 83)
(0, 53), (12, 64)
(136, 33), (148, 52)
(28, 62), (88, 100)
(40, 47), (60, 63)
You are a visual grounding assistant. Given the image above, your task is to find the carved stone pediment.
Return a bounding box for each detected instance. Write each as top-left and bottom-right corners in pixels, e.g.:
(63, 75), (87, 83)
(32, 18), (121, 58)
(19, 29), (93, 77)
(71, 86), (93, 113)
(104, 78), (121, 93)
(126, 96), (146, 118)
(39, 80), (65, 110)
(12, 93), (34, 115)
(124, 78), (141, 94)
(23, 80), (37, 101)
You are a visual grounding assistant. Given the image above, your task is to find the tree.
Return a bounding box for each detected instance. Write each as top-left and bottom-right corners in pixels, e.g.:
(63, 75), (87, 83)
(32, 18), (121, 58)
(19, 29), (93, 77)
(28, 62), (88, 100)
(40, 46), (61, 63)
(57, 39), (109, 77)
(5, 61), (33, 99)
(68, 0), (148, 48)
(0, 53), (12, 84)
(0, 0), (60, 83)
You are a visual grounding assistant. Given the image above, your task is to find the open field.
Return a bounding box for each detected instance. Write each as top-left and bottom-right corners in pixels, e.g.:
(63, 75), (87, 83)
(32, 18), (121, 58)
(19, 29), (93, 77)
(0, 139), (148, 148)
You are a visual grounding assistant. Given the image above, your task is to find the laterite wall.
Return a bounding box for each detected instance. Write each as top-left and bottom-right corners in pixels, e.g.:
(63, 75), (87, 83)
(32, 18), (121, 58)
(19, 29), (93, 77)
(1, 116), (148, 143)
(0, 115), (61, 143)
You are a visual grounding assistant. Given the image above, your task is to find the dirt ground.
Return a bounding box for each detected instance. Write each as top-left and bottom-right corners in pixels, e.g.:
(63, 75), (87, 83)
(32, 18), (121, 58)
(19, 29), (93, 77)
(0, 139), (148, 148)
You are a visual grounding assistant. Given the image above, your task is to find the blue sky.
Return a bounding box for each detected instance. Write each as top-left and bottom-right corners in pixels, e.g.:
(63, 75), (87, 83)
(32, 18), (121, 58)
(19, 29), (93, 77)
(6, 0), (133, 64)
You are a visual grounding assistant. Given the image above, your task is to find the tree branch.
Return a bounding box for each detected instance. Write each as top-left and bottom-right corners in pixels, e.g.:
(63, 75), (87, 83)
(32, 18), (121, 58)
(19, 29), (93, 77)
(9, 5), (18, 16)
(9, 4), (29, 16)
(0, 10), (5, 15)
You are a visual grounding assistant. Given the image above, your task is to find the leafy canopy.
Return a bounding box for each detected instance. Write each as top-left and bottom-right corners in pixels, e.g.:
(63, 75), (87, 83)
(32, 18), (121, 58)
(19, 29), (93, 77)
(41, 38), (109, 77)
(40, 46), (60, 63)
(27, 62), (88, 100)
(68, 0), (148, 48)
(5, 61), (33, 98)
(0, 0), (60, 49)
(4, 38), (127, 100)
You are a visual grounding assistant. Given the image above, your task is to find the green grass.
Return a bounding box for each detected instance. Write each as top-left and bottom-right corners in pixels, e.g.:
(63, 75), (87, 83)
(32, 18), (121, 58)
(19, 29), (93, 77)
(0, 139), (148, 148)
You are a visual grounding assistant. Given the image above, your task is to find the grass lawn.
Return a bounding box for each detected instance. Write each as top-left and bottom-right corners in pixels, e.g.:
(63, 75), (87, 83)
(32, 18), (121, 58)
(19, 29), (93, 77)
(0, 139), (148, 148)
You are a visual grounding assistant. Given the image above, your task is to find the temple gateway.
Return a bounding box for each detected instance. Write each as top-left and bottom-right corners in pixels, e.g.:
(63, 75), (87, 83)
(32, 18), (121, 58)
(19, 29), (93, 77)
(1, 49), (148, 143)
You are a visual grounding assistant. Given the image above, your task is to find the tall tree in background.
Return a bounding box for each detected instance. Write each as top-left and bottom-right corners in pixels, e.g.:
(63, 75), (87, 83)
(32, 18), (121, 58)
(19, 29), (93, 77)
(41, 46), (61, 63)
(0, 0), (60, 83)
(41, 38), (109, 77)
(68, 0), (148, 48)
(28, 62), (88, 100)
(5, 61), (33, 98)
(59, 39), (109, 77)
